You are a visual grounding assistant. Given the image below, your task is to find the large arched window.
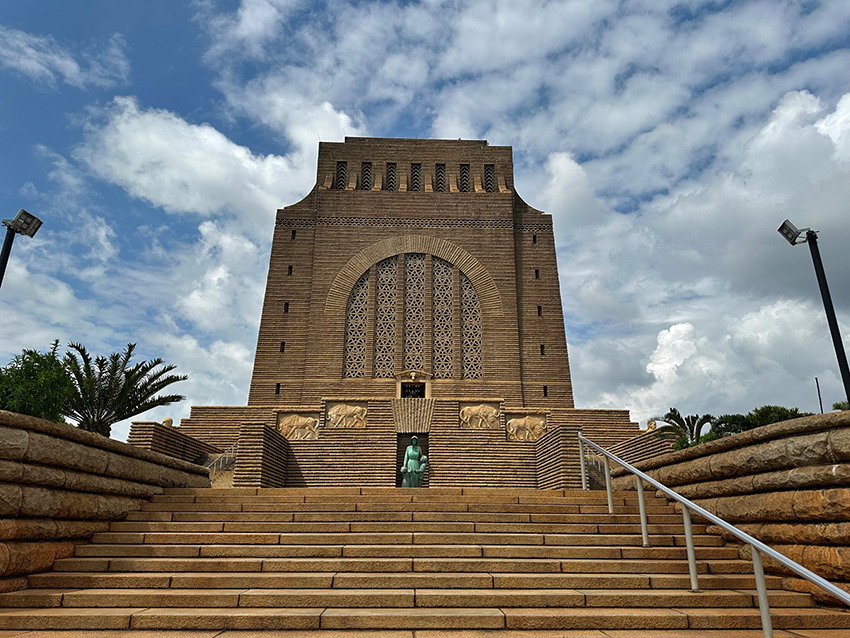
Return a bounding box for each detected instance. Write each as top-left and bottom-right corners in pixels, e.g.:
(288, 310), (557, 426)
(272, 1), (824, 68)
(343, 253), (482, 379)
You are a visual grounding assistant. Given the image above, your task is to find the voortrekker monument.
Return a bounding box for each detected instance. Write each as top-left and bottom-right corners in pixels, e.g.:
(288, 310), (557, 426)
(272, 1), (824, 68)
(172, 137), (640, 488)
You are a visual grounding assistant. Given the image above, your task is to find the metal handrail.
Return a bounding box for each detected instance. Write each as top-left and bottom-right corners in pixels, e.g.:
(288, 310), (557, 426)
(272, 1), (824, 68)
(578, 432), (850, 638)
(205, 442), (237, 474)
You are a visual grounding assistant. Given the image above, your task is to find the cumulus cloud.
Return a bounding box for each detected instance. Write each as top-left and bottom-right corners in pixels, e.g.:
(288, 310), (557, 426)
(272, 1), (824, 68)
(72, 96), (304, 235)
(0, 25), (128, 89)
(554, 90), (850, 422)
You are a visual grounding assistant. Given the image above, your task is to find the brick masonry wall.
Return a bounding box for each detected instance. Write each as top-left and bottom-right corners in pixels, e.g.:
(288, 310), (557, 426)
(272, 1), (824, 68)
(247, 138), (572, 409)
(174, 138), (641, 487)
(0, 410), (209, 593)
(233, 422), (290, 488)
(128, 420), (222, 463)
(608, 411), (850, 602)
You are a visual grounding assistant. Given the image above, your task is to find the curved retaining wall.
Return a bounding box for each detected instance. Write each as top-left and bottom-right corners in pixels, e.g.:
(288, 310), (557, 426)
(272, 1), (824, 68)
(608, 411), (850, 600)
(0, 410), (209, 593)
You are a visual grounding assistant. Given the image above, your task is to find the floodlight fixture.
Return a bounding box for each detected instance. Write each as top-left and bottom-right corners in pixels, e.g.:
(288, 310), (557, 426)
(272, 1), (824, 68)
(777, 219), (808, 246)
(778, 219), (850, 407)
(0, 209), (44, 291)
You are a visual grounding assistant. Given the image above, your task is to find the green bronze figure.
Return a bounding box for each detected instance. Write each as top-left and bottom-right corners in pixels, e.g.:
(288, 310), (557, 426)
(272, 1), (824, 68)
(401, 435), (428, 488)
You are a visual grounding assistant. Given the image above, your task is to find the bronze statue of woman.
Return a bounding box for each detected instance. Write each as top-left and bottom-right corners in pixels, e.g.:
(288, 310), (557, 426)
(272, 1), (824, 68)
(400, 435), (428, 488)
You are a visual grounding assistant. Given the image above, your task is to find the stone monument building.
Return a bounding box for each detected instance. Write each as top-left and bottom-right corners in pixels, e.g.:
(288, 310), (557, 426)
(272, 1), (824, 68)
(175, 138), (638, 488)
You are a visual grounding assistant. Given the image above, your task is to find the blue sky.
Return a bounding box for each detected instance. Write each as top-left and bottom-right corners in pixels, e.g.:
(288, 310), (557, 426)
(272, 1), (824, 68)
(2, 0), (850, 440)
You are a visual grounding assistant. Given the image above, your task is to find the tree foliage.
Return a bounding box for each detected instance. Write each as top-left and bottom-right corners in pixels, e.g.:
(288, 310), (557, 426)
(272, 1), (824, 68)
(63, 342), (187, 437)
(0, 340), (73, 423)
(834, 400), (849, 411)
(653, 407), (714, 446)
(711, 405), (814, 438)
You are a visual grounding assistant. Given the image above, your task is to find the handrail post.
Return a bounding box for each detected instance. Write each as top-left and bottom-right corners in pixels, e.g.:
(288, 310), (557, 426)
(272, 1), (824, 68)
(635, 475), (649, 547)
(578, 432), (588, 490)
(682, 507), (700, 592)
(603, 456), (614, 514)
(751, 546), (774, 638)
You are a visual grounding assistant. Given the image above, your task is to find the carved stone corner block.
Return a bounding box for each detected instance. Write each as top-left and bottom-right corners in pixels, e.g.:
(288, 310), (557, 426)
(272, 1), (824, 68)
(459, 403), (501, 429)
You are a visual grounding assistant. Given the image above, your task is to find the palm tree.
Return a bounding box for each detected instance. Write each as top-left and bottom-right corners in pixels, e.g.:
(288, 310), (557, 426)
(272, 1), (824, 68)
(653, 407), (714, 446)
(63, 342), (187, 437)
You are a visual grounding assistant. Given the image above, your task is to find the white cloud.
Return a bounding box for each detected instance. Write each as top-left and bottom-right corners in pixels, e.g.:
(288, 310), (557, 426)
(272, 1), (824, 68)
(73, 96), (301, 235)
(0, 26), (128, 89)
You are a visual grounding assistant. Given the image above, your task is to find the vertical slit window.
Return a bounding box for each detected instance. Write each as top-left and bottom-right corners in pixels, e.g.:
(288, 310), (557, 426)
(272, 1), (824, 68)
(275, 383), (281, 395)
(287, 265), (293, 275)
(344, 271), (370, 378)
(537, 305), (542, 316)
(410, 163), (421, 192)
(291, 230), (297, 240)
(484, 164), (495, 192)
(533, 234), (538, 244)
(540, 344), (545, 356)
(403, 254), (426, 371)
(361, 162), (372, 190)
(336, 161), (347, 190)
(534, 269), (540, 279)
(543, 385), (548, 397)
(385, 163), (397, 191)
(435, 164), (446, 192)
(284, 302), (290, 313)
(459, 164), (470, 192)
(461, 272), (482, 378)
(373, 256), (398, 378)
(432, 258), (454, 379)
(280, 341), (286, 353)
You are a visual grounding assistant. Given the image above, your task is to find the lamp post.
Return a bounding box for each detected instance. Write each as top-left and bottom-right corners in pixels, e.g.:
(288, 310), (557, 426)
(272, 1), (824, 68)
(0, 209), (43, 291)
(778, 219), (850, 406)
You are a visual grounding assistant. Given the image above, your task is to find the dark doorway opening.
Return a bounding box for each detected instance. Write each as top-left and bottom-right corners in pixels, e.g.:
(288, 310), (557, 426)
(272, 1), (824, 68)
(400, 383), (426, 398)
(396, 433), (430, 487)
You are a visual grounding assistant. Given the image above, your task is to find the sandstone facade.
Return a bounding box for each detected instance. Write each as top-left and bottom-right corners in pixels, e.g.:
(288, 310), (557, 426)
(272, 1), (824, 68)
(158, 138), (639, 487)
(0, 410), (209, 591)
(607, 411), (850, 601)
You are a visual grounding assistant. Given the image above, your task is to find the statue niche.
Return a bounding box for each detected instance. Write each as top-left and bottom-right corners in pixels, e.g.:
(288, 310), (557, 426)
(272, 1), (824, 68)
(327, 403), (367, 428)
(459, 403), (500, 429)
(278, 414), (319, 440)
(506, 414), (547, 441)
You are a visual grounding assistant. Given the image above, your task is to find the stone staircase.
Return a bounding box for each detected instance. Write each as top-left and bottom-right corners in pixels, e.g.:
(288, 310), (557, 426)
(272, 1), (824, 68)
(0, 487), (848, 635)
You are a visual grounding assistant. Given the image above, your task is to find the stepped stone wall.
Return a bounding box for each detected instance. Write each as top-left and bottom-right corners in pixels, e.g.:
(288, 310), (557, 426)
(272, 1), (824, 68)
(127, 420), (222, 463)
(609, 411), (850, 601)
(233, 422), (289, 488)
(168, 400), (637, 489)
(606, 428), (676, 465)
(0, 410), (209, 593)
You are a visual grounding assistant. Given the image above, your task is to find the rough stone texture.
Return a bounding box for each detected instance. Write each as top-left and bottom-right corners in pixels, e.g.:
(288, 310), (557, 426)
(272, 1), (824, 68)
(608, 412), (850, 601)
(128, 420), (222, 464)
(233, 423), (289, 488)
(0, 409), (211, 587)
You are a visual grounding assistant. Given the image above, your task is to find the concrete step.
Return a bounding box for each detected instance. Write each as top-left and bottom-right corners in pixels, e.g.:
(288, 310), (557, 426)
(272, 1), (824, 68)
(51, 555), (756, 575)
(124, 509), (690, 524)
(30, 570), (784, 592)
(105, 520), (707, 535)
(86, 531), (723, 548)
(2, 606), (846, 631)
(0, 587), (814, 609)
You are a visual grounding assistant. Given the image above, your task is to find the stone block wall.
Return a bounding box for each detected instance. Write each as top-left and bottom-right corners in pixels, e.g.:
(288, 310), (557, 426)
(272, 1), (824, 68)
(606, 428), (675, 465)
(608, 411), (850, 601)
(0, 410), (209, 592)
(233, 422), (290, 488)
(127, 420), (222, 463)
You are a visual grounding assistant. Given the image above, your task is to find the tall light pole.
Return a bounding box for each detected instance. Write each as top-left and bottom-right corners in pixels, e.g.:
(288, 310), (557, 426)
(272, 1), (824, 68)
(778, 219), (850, 407)
(0, 209), (43, 291)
